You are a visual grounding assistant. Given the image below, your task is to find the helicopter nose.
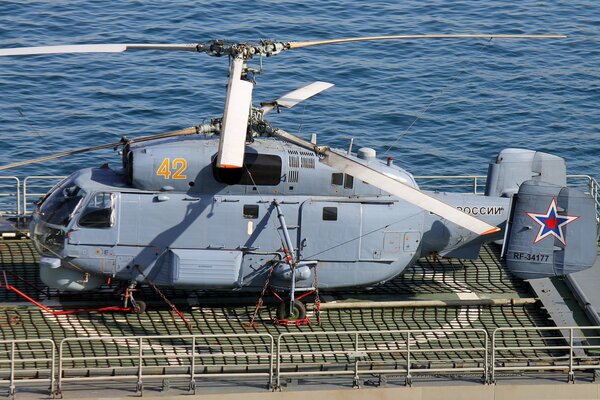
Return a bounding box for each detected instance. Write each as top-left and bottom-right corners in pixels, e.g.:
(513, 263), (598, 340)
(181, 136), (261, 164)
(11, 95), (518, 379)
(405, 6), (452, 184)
(39, 257), (104, 291)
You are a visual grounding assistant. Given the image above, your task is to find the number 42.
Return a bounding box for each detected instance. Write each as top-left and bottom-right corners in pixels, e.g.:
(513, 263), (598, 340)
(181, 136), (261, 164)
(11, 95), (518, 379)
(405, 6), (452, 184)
(156, 158), (187, 179)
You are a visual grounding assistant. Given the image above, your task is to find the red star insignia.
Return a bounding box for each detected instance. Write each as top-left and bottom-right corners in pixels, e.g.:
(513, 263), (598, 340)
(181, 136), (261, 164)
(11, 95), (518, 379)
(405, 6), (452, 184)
(527, 198), (579, 246)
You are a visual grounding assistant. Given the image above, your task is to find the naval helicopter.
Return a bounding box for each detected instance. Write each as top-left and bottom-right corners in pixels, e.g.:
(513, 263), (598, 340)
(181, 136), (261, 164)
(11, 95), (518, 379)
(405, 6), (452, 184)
(0, 35), (597, 320)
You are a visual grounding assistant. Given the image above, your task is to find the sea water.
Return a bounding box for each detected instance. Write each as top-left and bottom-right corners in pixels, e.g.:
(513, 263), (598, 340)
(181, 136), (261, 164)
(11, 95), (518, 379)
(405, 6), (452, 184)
(0, 0), (597, 180)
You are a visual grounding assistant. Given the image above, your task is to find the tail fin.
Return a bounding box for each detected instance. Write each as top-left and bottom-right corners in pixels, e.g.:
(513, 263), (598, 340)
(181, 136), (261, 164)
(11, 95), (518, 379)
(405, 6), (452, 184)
(504, 180), (598, 279)
(485, 148), (566, 197)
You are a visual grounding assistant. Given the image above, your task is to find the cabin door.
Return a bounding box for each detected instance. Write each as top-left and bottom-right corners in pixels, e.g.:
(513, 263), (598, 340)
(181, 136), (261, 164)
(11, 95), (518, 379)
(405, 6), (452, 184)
(299, 200), (361, 262)
(68, 192), (119, 246)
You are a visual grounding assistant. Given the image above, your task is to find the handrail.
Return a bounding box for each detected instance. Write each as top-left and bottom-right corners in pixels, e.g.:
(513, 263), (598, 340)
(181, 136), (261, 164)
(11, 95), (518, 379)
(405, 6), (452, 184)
(567, 175), (600, 222)
(4, 326), (600, 394)
(57, 333), (274, 395)
(22, 175), (65, 215)
(0, 177), (20, 216)
(492, 326), (600, 383)
(0, 338), (55, 397)
(415, 174), (487, 194)
(276, 328), (488, 388)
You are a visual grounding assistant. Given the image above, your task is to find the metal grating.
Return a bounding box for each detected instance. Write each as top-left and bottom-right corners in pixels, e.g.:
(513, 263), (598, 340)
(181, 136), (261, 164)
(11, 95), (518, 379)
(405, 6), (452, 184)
(0, 238), (559, 378)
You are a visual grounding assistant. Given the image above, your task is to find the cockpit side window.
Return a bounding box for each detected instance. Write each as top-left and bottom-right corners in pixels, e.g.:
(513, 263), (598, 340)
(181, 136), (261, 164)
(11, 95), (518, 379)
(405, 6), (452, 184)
(39, 181), (86, 226)
(78, 192), (114, 228)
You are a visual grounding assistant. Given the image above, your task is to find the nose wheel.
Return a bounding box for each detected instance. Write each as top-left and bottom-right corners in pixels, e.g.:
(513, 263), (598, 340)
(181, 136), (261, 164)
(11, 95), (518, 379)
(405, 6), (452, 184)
(122, 282), (146, 314)
(276, 298), (306, 321)
(131, 299), (146, 314)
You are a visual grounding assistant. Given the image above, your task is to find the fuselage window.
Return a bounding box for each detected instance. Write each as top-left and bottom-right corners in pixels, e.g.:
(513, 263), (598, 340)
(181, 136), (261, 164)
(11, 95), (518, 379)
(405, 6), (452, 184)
(331, 173), (343, 186)
(344, 174), (354, 189)
(332, 173), (354, 189)
(243, 204), (259, 219)
(322, 207), (338, 221)
(213, 153), (282, 186)
(78, 192), (114, 228)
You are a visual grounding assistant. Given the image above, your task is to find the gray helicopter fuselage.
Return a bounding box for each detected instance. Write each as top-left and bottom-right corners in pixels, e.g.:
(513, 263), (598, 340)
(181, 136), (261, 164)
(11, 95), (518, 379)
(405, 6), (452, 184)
(31, 136), (509, 292)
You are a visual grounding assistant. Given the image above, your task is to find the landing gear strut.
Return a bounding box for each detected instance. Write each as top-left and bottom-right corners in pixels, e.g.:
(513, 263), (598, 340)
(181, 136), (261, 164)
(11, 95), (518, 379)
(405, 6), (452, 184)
(274, 201), (317, 325)
(122, 282), (146, 314)
(248, 201), (321, 327)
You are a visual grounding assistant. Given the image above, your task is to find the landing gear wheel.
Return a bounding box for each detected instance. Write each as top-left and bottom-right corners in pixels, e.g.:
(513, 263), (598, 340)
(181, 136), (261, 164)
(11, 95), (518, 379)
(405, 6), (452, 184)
(276, 299), (306, 321)
(132, 300), (146, 314)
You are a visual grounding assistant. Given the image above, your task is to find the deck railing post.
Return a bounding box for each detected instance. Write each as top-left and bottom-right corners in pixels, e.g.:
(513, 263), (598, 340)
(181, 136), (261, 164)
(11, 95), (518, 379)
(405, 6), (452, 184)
(353, 332), (360, 388)
(49, 340), (56, 398)
(189, 336), (196, 394)
(275, 334), (282, 391)
(136, 337), (143, 394)
(8, 341), (15, 398)
(484, 331), (489, 384)
(57, 340), (64, 397)
(15, 178), (21, 217)
(405, 332), (412, 386)
(268, 335), (274, 390)
(568, 328), (575, 383)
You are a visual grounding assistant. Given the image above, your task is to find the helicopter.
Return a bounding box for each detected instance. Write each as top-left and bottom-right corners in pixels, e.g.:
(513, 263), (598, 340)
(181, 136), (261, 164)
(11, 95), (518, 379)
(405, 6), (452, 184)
(0, 35), (597, 320)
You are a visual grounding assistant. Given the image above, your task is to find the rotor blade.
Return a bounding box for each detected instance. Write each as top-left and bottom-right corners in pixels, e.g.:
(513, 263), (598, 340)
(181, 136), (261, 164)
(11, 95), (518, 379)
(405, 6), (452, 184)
(321, 150), (499, 235)
(261, 81), (334, 115)
(216, 58), (254, 169)
(288, 34), (566, 49)
(0, 34), (566, 58)
(272, 128), (499, 236)
(0, 43), (199, 57)
(0, 126), (203, 171)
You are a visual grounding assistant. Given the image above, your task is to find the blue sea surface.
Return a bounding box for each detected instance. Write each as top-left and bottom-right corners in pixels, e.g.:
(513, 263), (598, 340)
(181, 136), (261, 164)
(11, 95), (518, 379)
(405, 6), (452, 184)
(0, 1), (597, 180)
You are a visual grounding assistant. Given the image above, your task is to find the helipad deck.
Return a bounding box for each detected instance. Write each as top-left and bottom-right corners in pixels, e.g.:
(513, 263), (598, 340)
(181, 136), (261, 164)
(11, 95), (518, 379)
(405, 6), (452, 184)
(0, 172), (597, 398)
(3, 238), (598, 400)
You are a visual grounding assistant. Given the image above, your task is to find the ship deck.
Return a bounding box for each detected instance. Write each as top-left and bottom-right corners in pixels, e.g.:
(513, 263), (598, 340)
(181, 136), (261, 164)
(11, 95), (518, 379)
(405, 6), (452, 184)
(4, 238), (600, 399)
(1, 239), (544, 338)
(0, 172), (598, 398)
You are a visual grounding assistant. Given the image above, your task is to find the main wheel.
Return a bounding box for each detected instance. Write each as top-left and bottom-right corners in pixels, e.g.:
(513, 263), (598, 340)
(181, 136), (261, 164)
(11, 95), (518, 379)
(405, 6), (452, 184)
(276, 299), (306, 321)
(132, 300), (146, 314)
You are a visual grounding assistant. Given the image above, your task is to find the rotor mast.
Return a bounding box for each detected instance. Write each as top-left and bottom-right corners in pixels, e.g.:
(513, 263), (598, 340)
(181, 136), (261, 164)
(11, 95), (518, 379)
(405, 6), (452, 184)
(0, 33), (566, 235)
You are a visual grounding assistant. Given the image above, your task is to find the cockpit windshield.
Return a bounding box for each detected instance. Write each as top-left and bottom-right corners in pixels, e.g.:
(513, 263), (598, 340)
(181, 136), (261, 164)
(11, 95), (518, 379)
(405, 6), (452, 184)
(39, 180), (86, 226)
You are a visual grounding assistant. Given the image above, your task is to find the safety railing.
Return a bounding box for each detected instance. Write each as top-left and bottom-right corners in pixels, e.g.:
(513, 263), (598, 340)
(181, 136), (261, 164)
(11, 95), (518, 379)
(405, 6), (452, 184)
(276, 329), (488, 388)
(22, 176), (65, 215)
(57, 333), (274, 395)
(492, 326), (600, 383)
(0, 339), (55, 398)
(6, 327), (600, 396)
(415, 174), (487, 194)
(0, 177), (20, 217)
(567, 175), (600, 222)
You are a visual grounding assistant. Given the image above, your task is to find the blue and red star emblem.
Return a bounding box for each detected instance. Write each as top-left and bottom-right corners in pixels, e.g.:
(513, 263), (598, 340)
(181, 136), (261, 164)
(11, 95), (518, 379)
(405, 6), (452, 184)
(526, 198), (579, 246)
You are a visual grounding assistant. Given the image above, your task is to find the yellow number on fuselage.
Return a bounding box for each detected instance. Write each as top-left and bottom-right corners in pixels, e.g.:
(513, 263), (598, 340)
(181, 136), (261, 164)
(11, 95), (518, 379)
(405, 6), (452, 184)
(156, 158), (187, 180)
(172, 158), (187, 179)
(156, 158), (171, 179)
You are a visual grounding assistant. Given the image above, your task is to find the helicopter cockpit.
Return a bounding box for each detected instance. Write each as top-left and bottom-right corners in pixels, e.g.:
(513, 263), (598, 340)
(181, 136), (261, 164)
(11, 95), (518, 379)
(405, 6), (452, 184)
(32, 178), (85, 255)
(32, 173), (116, 255)
(31, 171), (117, 291)
(38, 180), (85, 226)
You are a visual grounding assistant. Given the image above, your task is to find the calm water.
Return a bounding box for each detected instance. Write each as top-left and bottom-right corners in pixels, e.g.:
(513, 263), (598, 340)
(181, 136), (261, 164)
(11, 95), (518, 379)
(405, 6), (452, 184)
(0, 1), (597, 180)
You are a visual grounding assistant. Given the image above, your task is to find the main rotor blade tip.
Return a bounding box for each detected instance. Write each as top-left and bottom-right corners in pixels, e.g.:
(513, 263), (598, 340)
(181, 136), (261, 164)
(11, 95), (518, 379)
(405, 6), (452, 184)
(482, 227), (501, 235)
(218, 164), (243, 169)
